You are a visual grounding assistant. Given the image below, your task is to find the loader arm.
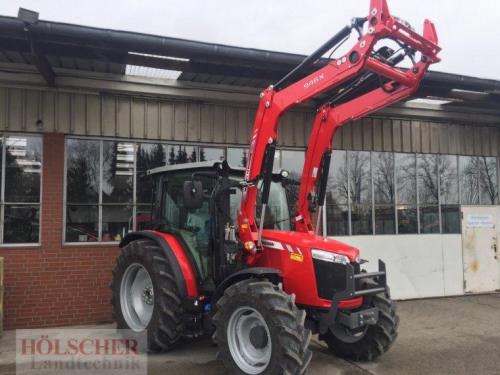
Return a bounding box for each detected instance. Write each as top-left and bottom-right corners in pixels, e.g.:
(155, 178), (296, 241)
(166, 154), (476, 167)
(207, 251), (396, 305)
(237, 0), (440, 248)
(295, 50), (439, 232)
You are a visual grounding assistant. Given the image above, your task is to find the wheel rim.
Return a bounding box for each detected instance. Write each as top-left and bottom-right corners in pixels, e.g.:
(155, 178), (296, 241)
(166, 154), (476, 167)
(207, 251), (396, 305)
(120, 263), (154, 332)
(227, 307), (272, 374)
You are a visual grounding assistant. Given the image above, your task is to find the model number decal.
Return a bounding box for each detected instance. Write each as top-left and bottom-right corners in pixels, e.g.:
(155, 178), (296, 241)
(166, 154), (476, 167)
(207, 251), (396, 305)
(304, 73), (324, 89)
(261, 239), (284, 250)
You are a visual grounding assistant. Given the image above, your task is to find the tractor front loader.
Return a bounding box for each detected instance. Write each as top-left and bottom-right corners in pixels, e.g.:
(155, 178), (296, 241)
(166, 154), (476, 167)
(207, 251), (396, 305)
(111, 0), (440, 373)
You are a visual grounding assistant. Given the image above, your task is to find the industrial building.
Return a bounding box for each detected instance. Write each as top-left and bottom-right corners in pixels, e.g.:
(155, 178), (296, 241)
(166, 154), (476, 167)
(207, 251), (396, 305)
(0, 11), (498, 329)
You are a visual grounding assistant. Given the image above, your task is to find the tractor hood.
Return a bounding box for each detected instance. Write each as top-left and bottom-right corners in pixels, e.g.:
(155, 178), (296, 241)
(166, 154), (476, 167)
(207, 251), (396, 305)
(261, 229), (359, 262)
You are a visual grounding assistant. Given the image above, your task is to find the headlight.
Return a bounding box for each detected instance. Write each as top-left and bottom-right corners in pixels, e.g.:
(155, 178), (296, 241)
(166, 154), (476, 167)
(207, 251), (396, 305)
(311, 249), (350, 265)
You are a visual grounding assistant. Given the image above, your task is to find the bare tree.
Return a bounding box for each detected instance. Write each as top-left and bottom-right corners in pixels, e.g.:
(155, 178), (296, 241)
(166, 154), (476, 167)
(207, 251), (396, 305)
(326, 153), (348, 205)
(349, 152), (371, 204)
(438, 155), (457, 204)
(396, 154), (417, 204)
(373, 152), (394, 204)
(460, 157), (480, 204)
(478, 156), (499, 204)
(418, 154), (438, 204)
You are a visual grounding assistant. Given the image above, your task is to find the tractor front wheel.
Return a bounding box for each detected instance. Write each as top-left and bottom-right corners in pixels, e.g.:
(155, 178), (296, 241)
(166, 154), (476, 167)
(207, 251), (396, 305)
(213, 280), (312, 375)
(320, 278), (399, 361)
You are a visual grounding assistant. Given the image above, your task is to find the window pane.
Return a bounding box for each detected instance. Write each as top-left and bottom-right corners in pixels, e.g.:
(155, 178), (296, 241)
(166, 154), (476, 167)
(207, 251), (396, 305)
(395, 153), (416, 204)
(5, 136), (42, 203)
(227, 147), (280, 171)
(102, 205), (132, 242)
(373, 152), (394, 204)
(349, 151), (371, 204)
(439, 155), (458, 204)
(326, 150), (348, 205)
(102, 141), (134, 203)
(375, 205), (395, 234)
(200, 147), (224, 162)
(459, 156), (479, 204)
(3, 205), (39, 243)
(66, 139), (100, 203)
(166, 145), (197, 164)
(478, 157), (498, 205)
(397, 206), (417, 234)
(351, 204), (372, 235)
(65, 205), (98, 242)
(273, 150), (281, 172)
(0, 138), (2, 198)
(136, 204), (153, 231)
(281, 150), (305, 216)
(420, 205), (439, 233)
(281, 150), (304, 181)
(326, 205), (348, 236)
(255, 181), (291, 231)
(137, 143), (166, 204)
(227, 148), (247, 168)
(441, 205), (460, 233)
(418, 154), (438, 204)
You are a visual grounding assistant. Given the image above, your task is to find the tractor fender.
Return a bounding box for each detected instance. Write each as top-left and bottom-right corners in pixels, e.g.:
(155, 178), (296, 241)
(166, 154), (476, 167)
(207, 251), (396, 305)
(212, 267), (282, 305)
(120, 231), (198, 298)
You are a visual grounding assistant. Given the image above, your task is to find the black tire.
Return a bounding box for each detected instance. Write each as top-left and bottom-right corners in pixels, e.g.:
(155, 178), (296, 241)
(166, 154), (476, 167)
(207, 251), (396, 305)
(320, 279), (399, 361)
(111, 239), (184, 352)
(213, 279), (312, 375)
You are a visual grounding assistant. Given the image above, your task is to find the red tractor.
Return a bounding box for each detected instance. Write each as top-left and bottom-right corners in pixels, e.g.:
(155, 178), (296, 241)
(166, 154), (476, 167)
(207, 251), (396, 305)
(111, 1), (440, 373)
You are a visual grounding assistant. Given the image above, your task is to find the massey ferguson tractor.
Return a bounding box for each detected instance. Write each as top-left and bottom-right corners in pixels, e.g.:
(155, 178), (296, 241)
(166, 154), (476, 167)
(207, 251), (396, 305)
(111, 1), (440, 373)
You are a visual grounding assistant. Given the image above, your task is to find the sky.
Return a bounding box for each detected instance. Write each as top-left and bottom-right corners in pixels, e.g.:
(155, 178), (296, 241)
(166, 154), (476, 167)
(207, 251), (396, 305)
(1, 0), (499, 80)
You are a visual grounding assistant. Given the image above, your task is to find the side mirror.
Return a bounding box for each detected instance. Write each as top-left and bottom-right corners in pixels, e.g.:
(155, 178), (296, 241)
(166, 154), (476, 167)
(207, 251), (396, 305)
(183, 180), (203, 210)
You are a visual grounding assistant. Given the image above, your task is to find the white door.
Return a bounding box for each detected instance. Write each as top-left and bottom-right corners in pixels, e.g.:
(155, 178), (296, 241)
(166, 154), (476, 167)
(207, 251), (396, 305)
(461, 206), (499, 293)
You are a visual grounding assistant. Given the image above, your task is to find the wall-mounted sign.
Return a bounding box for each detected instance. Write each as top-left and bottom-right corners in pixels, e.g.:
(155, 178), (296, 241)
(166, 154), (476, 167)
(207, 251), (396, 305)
(466, 214), (495, 228)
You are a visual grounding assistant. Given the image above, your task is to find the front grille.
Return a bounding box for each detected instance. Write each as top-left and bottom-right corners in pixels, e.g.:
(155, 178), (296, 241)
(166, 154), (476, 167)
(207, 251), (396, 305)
(313, 260), (359, 300)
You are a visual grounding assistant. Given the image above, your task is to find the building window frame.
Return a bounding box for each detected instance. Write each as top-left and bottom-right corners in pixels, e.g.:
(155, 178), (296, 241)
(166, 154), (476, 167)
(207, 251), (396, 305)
(323, 150), (498, 237)
(63, 135), (499, 242)
(0, 133), (43, 247)
(63, 136), (260, 245)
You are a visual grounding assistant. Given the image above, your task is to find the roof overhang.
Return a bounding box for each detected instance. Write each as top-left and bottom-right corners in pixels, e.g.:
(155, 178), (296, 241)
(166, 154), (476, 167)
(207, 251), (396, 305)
(0, 10), (499, 113)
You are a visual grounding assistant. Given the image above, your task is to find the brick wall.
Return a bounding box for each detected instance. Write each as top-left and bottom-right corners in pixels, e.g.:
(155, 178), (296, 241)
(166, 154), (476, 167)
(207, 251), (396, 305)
(0, 133), (119, 329)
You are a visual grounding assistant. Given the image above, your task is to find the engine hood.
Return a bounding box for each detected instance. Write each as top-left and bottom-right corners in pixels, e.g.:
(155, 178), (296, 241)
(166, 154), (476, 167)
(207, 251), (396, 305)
(261, 229), (359, 262)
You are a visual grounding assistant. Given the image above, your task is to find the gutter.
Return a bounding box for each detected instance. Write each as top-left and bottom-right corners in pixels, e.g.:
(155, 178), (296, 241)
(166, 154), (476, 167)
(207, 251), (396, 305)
(0, 15), (499, 94)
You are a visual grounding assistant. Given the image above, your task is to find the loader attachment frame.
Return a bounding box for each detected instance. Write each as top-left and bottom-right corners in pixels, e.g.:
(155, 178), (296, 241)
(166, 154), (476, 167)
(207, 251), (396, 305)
(237, 0), (440, 245)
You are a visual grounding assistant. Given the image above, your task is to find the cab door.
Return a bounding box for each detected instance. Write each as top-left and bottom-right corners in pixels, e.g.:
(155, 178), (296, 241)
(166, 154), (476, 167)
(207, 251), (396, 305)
(159, 171), (215, 283)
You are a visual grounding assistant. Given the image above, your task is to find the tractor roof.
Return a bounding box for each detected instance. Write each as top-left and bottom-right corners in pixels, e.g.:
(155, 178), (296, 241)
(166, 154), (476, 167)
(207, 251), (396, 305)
(147, 160), (245, 176)
(147, 160), (287, 180)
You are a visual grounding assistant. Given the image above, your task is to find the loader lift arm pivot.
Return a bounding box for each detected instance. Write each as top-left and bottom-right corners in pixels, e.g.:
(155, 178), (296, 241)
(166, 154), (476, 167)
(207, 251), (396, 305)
(238, 0), (440, 245)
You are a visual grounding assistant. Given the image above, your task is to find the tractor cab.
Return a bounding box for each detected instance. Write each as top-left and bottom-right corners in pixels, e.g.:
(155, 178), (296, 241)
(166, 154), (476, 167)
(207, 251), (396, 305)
(147, 160), (292, 291)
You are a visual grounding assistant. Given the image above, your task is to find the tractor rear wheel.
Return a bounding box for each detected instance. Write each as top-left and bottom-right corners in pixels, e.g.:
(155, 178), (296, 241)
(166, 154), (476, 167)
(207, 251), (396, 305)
(111, 239), (184, 352)
(320, 278), (399, 361)
(213, 280), (312, 375)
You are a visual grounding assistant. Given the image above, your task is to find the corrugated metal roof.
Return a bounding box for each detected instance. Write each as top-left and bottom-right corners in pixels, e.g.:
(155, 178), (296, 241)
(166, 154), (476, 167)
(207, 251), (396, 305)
(0, 12), (499, 108)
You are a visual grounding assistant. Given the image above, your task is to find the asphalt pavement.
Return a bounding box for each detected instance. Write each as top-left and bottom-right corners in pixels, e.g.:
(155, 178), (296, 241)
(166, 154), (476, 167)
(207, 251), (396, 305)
(1, 294), (499, 375)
